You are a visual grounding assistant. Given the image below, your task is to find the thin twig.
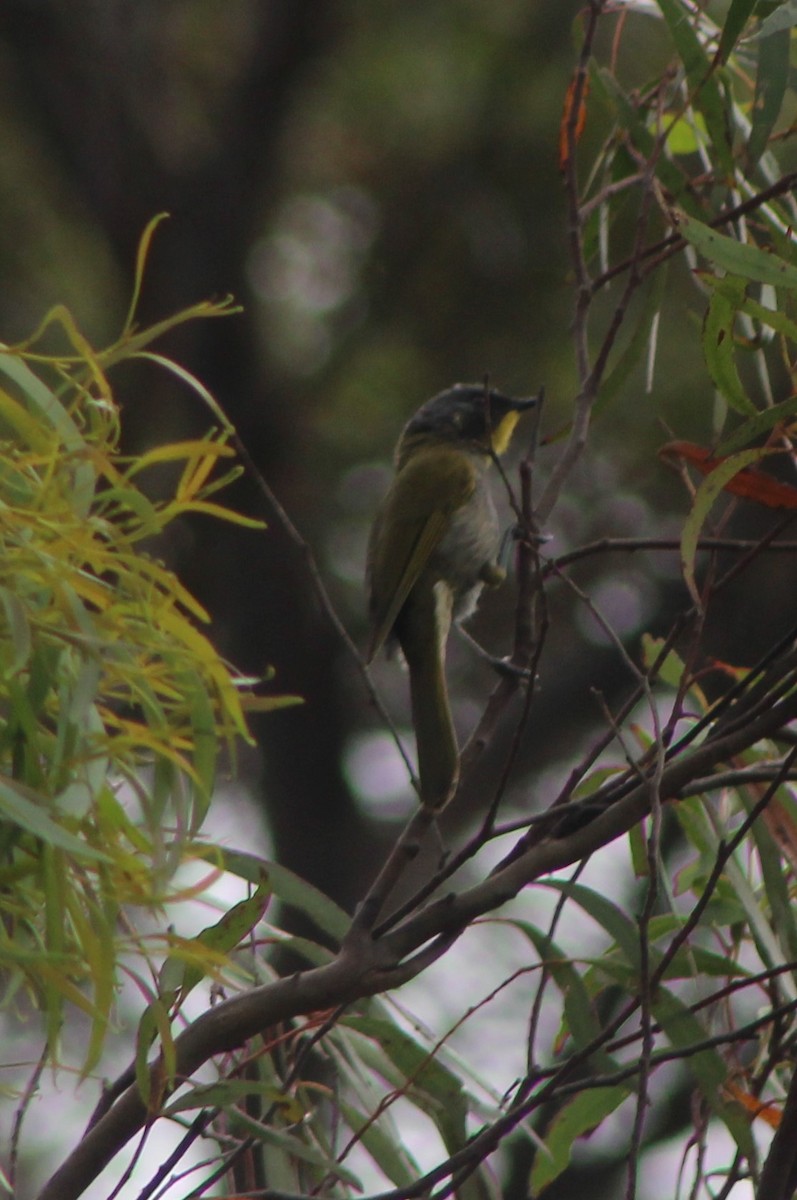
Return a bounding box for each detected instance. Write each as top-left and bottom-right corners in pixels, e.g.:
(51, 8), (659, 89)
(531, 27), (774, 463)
(9, 1048), (47, 1190)
(545, 534), (797, 574)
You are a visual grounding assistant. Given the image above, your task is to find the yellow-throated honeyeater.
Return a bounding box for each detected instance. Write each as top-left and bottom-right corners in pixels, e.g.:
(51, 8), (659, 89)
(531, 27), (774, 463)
(366, 384), (535, 809)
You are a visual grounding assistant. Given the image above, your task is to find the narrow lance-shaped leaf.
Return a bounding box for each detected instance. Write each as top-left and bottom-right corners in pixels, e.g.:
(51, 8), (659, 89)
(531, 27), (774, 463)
(676, 211), (797, 289)
(748, 27), (790, 165)
(531, 1087), (632, 1193)
(751, 0), (797, 39)
(652, 988), (755, 1156)
(716, 0), (761, 62)
(702, 275), (756, 415)
(655, 0), (733, 175)
(719, 398), (797, 456)
(513, 918), (613, 1063)
(669, 444), (786, 607)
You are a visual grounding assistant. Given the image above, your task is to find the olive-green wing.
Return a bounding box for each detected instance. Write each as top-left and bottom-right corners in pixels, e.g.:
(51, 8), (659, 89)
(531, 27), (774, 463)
(366, 447), (476, 661)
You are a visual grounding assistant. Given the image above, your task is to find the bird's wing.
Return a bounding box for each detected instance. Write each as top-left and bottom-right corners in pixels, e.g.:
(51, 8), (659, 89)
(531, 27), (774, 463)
(367, 447), (476, 661)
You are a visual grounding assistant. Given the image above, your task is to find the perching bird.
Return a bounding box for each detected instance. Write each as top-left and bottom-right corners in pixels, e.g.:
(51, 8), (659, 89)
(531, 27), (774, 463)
(366, 383), (536, 809)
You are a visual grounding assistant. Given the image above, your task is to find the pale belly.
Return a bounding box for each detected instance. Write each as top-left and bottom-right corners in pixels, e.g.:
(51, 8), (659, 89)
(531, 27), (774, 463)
(428, 481), (499, 622)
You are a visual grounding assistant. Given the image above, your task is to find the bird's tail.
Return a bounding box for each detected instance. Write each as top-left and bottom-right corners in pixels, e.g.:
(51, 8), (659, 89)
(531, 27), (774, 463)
(401, 583), (459, 810)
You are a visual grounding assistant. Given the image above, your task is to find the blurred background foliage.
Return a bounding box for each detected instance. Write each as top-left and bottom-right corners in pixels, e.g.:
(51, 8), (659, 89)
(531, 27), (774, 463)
(0, 0), (585, 904)
(1, 0), (794, 906)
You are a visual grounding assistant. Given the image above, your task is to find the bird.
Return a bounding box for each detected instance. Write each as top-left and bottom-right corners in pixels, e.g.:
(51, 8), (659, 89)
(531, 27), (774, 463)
(366, 383), (536, 809)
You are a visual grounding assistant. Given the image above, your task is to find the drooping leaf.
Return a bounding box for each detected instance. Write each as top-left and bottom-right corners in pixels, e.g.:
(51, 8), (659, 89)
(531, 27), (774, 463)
(716, 0), (762, 62)
(530, 1086), (632, 1192)
(655, 0), (733, 175)
(748, 27), (790, 164)
(702, 276), (757, 414)
(652, 988), (755, 1156)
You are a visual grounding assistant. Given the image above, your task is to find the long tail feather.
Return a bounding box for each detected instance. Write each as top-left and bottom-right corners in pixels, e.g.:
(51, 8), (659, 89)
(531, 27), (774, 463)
(401, 582), (458, 809)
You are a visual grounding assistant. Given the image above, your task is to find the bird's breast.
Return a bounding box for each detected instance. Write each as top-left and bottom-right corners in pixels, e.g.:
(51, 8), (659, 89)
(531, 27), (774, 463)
(430, 476), (499, 620)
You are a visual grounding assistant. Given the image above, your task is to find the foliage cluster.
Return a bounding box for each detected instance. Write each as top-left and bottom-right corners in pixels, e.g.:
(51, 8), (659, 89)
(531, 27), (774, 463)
(0, 240), (267, 1080)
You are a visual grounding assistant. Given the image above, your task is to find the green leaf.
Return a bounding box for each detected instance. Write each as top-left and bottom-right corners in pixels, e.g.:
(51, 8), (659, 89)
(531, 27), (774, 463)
(530, 1086), (632, 1192)
(676, 212), (797, 289)
(41, 846), (66, 1053)
(735, 290), (797, 343)
(748, 27), (790, 164)
(512, 920), (611, 1061)
(679, 799), (797, 997)
(660, 944), (750, 982)
(539, 881), (642, 971)
(702, 276), (757, 414)
(338, 1098), (420, 1187)
(163, 878), (272, 1006)
(717, 0), (761, 61)
(343, 1015), (469, 1154)
(745, 794), (797, 964)
(0, 352), (95, 515)
(231, 1107), (362, 1185)
(679, 447), (769, 607)
(655, 0), (733, 175)
(652, 988), (755, 1156)
(219, 851), (350, 943)
(599, 266), (669, 408)
(0, 586), (32, 677)
(165, 1077), (297, 1117)
(628, 819), (649, 878)
(0, 774), (109, 861)
(663, 111), (709, 156)
(96, 485), (163, 536)
(718, 394), (797, 455)
(751, 0), (797, 38)
(640, 635), (696, 694)
(592, 68), (702, 213)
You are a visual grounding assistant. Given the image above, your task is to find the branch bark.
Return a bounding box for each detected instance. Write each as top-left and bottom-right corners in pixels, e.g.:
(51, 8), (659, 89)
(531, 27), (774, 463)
(38, 666), (797, 1200)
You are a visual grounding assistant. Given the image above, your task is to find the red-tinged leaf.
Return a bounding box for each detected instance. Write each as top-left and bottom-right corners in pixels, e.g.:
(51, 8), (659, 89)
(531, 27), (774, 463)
(659, 440), (717, 469)
(559, 73), (589, 171)
(659, 441), (797, 508)
(705, 657), (747, 682)
(724, 1082), (781, 1129)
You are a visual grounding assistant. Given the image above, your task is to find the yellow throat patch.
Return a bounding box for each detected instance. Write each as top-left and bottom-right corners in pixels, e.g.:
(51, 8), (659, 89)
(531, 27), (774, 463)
(491, 410), (522, 456)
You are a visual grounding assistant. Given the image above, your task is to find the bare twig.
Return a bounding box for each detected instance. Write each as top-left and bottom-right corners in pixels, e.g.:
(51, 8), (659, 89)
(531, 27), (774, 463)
(546, 535), (797, 573)
(9, 1049), (46, 1191)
